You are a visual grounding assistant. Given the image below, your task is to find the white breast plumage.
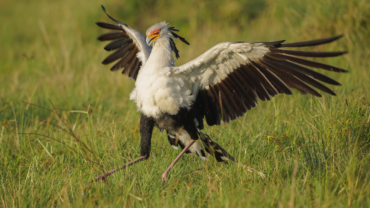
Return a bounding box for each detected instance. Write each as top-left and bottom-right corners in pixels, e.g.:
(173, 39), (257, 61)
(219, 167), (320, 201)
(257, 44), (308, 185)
(130, 39), (195, 118)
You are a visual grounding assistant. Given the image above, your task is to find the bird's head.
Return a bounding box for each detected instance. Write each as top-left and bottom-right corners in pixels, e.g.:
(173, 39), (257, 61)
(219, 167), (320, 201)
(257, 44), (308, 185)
(146, 22), (168, 46)
(146, 22), (190, 59)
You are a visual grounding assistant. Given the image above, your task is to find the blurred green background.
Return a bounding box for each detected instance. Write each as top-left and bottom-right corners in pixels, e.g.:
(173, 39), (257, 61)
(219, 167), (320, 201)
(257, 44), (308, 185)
(1, 0), (370, 207)
(0, 0), (369, 115)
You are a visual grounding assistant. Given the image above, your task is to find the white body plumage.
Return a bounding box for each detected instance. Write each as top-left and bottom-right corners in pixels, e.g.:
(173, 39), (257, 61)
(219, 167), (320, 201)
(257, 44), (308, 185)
(130, 25), (195, 119)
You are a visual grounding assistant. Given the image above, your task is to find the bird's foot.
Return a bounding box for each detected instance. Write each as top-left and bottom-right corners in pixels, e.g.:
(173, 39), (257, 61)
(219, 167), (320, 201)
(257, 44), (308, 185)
(161, 170), (169, 182)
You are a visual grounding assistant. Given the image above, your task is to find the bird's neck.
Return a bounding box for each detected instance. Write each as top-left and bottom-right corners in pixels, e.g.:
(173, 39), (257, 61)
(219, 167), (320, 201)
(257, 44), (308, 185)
(146, 37), (175, 68)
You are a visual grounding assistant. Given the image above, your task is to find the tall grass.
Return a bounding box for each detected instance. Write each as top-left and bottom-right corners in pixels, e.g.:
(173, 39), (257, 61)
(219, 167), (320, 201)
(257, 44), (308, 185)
(1, 0), (370, 207)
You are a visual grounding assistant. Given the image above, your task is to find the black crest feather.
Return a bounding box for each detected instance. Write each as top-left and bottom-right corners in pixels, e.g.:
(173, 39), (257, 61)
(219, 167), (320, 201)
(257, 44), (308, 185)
(168, 26), (179, 32)
(170, 38), (180, 59)
(170, 31), (190, 45)
(168, 27), (190, 59)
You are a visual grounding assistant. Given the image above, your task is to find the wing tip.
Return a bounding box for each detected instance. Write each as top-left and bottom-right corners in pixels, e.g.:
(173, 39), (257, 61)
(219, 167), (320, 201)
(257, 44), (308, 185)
(103, 45), (115, 51)
(332, 34), (344, 41)
(335, 67), (349, 73)
(285, 90), (293, 95)
(100, 5), (125, 26)
(110, 66), (118, 71)
(334, 51), (348, 57)
(281, 34), (345, 48)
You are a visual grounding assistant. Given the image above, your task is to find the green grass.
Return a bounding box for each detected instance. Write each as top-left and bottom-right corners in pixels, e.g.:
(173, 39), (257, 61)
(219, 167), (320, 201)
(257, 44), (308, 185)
(1, 0), (370, 207)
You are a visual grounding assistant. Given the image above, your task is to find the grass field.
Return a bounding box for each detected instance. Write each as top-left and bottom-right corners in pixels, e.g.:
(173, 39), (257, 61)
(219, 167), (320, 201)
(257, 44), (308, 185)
(1, 0), (370, 207)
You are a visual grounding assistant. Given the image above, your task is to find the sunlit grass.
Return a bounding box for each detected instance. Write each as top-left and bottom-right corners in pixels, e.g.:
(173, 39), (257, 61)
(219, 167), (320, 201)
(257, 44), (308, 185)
(1, 0), (370, 207)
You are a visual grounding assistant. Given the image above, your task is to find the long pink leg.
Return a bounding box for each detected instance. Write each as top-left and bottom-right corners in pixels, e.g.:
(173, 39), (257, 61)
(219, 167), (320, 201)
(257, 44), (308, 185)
(162, 139), (196, 182)
(93, 156), (146, 182)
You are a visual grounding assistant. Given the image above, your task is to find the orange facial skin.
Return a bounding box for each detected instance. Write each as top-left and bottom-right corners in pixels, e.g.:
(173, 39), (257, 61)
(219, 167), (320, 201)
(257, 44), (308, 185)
(147, 29), (161, 42)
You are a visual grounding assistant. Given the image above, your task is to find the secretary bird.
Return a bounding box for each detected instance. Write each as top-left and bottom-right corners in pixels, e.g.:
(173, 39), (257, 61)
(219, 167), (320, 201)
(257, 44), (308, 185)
(94, 5), (347, 182)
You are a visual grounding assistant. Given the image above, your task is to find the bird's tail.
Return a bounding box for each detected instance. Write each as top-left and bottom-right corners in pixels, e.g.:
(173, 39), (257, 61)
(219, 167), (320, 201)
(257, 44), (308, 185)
(197, 130), (235, 163)
(198, 130), (266, 178)
(166, 129), (266, 178)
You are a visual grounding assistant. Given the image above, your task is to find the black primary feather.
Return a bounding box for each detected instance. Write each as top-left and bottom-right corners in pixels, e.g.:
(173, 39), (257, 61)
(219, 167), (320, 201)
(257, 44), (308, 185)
(280, 35), (343, 47)
(101, 5), (127, 26)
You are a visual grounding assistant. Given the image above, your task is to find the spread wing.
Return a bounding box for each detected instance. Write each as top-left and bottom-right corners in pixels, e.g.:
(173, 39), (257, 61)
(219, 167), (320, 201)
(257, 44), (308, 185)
(96, 5), (152, 80)
(168, 35), (347, 126)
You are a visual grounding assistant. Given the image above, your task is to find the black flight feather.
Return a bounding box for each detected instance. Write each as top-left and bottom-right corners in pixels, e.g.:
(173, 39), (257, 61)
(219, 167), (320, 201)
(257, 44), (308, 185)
(101, 5), (127, 27)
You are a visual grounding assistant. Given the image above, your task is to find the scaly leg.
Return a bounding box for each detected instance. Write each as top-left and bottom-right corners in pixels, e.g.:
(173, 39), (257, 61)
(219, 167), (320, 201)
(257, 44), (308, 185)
(94, 114), (155, 182)
(93, 156), (146, 182)
(161, 139), (196, 182)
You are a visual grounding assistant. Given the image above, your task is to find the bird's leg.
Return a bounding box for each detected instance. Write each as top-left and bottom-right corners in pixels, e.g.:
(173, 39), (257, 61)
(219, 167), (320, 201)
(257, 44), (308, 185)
(93, 113), (154, 182)
(93, 156), (146, 182)
(161, 139), (196, 182)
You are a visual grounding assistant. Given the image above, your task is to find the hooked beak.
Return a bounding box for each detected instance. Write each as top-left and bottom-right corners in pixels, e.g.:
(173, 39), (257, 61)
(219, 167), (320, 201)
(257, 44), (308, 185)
(146, 33), (159, 46)
(146, 36), (157, 46)
(146, 37), (152, 46)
